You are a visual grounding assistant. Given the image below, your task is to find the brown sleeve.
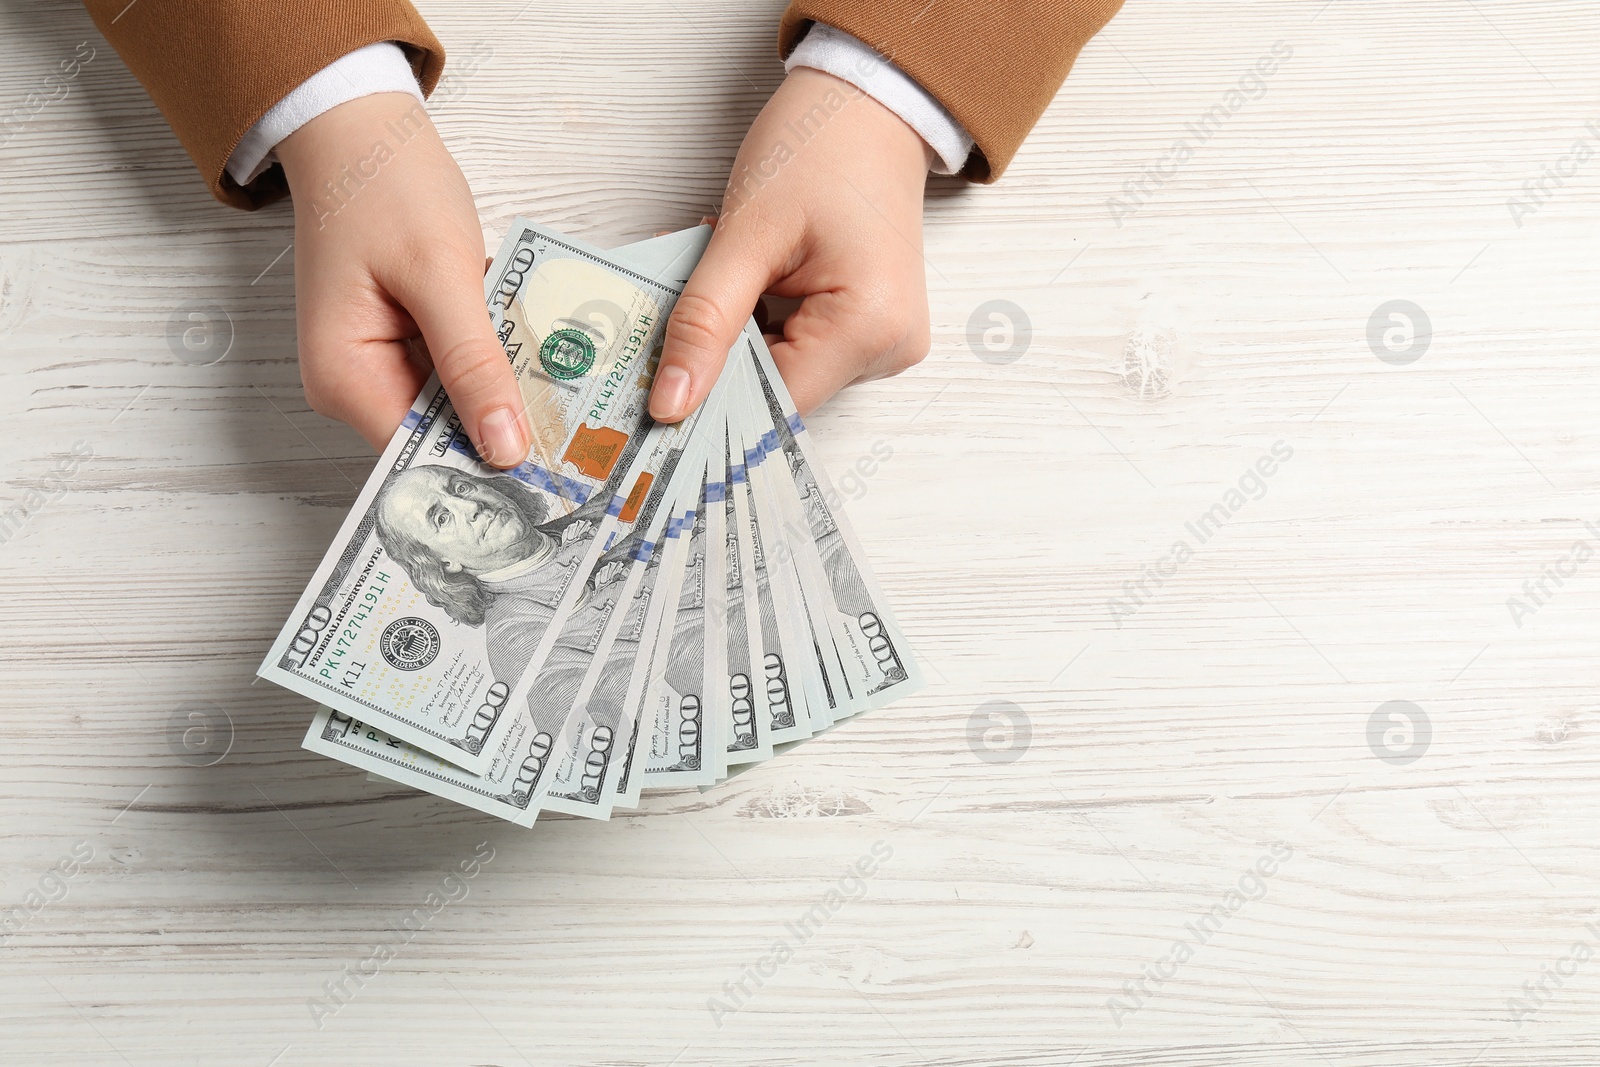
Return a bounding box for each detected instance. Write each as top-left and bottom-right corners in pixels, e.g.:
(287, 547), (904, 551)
(778, 0), (1124, 183)
(81, 0), (445, 209)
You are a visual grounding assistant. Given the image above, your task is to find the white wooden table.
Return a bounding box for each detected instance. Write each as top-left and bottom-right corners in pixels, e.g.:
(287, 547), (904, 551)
(3, 1), (1597, 1063)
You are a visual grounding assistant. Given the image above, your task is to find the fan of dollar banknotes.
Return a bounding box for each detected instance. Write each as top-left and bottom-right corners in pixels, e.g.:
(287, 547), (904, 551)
(257, 222), (922, 825)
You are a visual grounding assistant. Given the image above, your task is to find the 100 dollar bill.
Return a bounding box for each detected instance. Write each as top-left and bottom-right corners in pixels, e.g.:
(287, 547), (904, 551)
(744, 343), (923, 714)
(262, 223), (694, 773)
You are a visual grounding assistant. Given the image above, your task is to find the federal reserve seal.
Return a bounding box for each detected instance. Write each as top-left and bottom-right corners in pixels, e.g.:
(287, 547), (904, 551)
(380, 617), (441, 671)
(539, 327), (597, 380)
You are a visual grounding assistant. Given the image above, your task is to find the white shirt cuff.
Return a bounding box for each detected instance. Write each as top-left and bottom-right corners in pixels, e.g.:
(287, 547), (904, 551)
(225, 42), (423, 188)
(785, 23), (974, 176)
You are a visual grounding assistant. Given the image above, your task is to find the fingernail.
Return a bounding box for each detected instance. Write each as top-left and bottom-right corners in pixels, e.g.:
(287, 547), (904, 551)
(478, 407), (528, 467)
(650, 365), (691, 422)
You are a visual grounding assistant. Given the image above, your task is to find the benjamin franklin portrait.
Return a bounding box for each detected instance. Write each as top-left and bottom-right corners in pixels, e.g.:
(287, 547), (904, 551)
(372, 464), (702, 740)
(373, 466), (610, 687)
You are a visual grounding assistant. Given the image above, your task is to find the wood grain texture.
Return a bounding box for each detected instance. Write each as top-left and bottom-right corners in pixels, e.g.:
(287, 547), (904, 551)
(2, 0), (1598, 1063)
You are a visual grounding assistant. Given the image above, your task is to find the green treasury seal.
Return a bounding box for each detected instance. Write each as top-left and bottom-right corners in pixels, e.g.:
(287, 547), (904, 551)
(539, 328), (597, 380)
